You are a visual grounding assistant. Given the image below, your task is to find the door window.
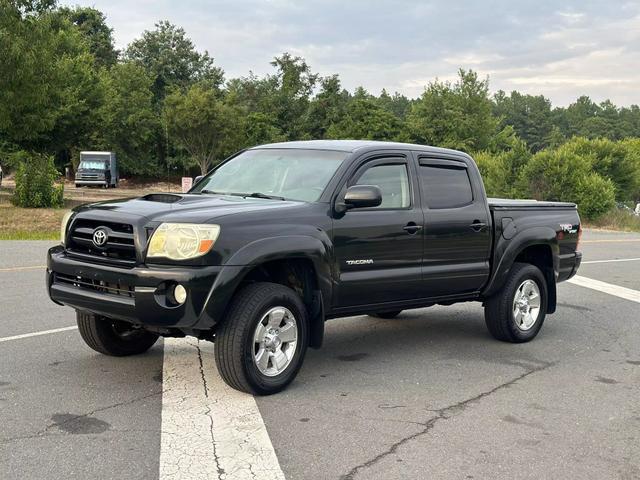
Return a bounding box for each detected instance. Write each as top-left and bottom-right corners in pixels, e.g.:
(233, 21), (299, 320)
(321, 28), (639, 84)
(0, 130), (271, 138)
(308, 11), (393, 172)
(354, 164), (410, 209)
(420, 165), (473, 209)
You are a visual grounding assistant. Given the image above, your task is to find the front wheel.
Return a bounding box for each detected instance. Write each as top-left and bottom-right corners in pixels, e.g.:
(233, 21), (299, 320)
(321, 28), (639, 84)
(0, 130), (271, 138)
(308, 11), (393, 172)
(76, 311), (159, 356)
(484, 263), (548, 343)
(215, 282), (309, 395)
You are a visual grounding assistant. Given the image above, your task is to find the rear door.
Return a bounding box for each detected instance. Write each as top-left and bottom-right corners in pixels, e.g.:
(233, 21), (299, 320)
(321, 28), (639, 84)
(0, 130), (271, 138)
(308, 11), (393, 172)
(416, 155), (492, 296)
(332, 153), (424, 307)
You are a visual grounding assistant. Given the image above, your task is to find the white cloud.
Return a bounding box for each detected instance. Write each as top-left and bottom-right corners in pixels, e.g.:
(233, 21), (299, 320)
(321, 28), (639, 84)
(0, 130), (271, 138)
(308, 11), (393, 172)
(61, 0), (640, 106)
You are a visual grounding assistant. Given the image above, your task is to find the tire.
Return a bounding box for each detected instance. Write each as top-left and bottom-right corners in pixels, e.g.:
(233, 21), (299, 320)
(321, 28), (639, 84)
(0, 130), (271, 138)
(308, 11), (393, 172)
(369, 310), (403, 319)
(484, 262), (548, 343)
(215, 282), (309, 395)
(76, 311), (159, 356)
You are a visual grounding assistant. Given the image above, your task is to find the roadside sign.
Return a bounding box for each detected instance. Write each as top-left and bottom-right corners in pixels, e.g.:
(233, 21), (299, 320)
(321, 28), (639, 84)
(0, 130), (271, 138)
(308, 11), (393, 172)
(182, 177), (193, 193)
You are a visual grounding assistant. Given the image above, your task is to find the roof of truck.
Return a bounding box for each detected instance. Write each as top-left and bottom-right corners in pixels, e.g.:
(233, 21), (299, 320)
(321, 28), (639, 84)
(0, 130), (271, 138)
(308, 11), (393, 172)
(251, 140), (467, 157)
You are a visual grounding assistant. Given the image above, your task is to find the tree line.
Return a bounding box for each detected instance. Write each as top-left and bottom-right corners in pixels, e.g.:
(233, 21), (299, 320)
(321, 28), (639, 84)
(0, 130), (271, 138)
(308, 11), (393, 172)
(2, 0), (640, 218)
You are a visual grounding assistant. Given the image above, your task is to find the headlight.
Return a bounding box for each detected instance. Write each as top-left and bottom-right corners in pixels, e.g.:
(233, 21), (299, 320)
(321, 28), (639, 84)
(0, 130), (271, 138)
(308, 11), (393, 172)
(147, 223), (221, 260)
(60, 211), (74, 245)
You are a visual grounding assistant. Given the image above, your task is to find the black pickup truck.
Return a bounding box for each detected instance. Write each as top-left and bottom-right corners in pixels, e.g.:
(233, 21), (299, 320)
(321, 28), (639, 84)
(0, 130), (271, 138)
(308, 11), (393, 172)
(47, 140), (582, 394)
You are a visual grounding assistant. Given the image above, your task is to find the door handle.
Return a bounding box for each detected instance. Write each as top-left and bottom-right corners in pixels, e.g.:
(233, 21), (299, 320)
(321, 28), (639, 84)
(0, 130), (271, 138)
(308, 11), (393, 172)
(403, 222), (423, 234)
(470, 220), (487, 232)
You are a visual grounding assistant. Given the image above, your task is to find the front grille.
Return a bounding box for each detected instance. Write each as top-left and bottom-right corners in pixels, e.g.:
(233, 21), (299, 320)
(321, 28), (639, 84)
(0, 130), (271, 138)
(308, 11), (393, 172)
(67, 219), (137, 267)
(55, 273), (135, 298)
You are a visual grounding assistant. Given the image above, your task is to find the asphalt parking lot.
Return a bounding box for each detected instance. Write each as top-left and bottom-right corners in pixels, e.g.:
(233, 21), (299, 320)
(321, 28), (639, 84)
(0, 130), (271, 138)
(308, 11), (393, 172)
(1, 230), (640, 479)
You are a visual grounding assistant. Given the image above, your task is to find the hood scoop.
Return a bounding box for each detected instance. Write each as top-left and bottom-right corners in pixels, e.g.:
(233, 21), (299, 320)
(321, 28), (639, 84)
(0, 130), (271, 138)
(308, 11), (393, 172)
(141, 193), (183, 204)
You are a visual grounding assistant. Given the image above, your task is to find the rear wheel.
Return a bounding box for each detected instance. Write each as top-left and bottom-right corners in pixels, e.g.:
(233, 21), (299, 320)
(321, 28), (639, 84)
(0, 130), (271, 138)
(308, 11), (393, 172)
(215, 282), (308, 395)
(484, 263), (547, 343)
(368, 310), (403, 319)
(76, 311), (159, 356)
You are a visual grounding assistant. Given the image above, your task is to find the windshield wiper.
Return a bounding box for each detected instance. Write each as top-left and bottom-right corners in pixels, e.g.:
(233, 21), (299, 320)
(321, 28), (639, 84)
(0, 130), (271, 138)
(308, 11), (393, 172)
(200, 189), (226, 195)
(244, 192), (286, 200)
(200, 190), (286, 200)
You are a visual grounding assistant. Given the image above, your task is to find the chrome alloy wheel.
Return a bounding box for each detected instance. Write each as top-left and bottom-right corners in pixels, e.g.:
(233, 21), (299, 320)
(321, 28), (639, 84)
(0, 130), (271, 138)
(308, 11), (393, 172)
(253, 306), (298, 377)
(512, 279), (541, 331)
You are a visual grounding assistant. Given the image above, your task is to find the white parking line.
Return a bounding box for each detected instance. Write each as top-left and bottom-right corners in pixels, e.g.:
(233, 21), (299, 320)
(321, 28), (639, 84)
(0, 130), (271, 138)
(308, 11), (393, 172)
(0, 326), (77, 343)
(581, 257), (640, 264)
(568, 275), (640, 304)
(159, 338), (285, 480)
(0, 265), (46, 272)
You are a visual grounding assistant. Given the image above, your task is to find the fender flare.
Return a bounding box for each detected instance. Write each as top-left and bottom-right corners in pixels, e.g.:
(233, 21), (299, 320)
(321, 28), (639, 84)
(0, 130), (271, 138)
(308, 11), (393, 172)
(483, 226), (559, 305)
(201, 235), (334, 330)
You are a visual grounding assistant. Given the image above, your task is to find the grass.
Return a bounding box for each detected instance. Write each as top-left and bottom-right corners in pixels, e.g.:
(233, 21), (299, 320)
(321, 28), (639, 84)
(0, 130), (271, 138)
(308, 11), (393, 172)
(584, 208), (640, 233)
(0, 204), (69, 240)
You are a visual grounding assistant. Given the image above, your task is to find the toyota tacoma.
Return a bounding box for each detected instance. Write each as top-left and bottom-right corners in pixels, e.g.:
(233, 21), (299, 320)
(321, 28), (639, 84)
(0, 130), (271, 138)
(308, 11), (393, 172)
(47, 140), (582, 395)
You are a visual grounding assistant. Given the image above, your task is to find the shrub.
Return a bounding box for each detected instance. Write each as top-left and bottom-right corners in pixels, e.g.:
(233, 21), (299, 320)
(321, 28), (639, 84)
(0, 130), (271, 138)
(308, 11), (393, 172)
(519, 147), (619, 220)
(474, 151), (510, 197)
(12, 151), (64, 208)
(520, 149), (591, 203)
(574, 173), (616, 220)
(560, 137), (640, 201)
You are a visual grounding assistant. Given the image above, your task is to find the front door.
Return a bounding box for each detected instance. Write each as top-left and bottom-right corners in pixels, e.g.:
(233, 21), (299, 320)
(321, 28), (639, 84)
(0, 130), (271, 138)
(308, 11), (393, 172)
(332, 155), (424, 307)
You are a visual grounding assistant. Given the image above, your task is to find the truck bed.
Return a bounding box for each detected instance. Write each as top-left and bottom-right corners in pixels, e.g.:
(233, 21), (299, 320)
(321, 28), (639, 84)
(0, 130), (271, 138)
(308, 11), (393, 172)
(488, 198), (577, 210)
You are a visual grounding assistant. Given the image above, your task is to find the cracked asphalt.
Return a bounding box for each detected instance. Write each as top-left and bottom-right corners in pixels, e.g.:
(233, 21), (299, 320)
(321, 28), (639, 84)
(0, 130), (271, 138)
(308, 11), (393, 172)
(1, 230), (640, 479)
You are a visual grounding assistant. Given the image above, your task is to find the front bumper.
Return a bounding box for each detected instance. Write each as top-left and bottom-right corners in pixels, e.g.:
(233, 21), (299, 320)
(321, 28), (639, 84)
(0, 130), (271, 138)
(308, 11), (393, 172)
(75, 180), (107, 185)
(47, 246), (240, 331)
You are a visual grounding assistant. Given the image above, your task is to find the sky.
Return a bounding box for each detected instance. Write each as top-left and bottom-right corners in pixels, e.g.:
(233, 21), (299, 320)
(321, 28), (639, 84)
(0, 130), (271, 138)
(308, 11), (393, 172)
(60, 0), (640, 107)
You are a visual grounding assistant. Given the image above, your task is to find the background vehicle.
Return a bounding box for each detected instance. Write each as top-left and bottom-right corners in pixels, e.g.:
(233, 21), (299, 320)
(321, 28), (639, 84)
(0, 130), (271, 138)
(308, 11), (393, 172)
(47, 140), (582, 395)
(75, 151), (118, 188)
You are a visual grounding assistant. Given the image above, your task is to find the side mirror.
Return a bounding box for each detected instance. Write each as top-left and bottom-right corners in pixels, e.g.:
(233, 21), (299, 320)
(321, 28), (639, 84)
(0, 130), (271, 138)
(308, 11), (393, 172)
(194, 175), (204, 185)
(343, 185), (382, 209)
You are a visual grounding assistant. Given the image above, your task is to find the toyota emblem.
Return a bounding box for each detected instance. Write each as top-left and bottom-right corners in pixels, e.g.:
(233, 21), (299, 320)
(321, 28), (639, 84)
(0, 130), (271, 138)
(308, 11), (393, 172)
(92, 228), (108, 247)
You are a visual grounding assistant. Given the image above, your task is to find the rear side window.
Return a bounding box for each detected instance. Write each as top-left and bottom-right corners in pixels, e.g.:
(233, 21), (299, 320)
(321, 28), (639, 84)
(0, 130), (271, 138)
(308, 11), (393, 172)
(420, 165), (473, 209)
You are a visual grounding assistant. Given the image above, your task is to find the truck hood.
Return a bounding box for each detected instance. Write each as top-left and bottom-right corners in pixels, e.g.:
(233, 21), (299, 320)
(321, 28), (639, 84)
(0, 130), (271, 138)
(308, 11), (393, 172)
(73, 193), (306, 224)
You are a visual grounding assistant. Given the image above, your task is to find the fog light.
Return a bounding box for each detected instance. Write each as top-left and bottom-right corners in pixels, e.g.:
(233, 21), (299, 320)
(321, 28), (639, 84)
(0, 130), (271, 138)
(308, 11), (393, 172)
(173, 284), (187, 305)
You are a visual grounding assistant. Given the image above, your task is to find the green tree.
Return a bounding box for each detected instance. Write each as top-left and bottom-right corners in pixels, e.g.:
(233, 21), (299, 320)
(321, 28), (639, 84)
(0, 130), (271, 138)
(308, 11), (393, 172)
(264, 53), (318, 140)
(493, 90), (554, 152)
(474, 138), (532, 198)
(57, 6), (118, 66)
(125, 21), (224, 102)
(377, 89), (412, 119)
(226, 73), (284, 144)
(164, 83), (241, 174)
(326, 90), (407, 141)
(93, 62), (158, 175)
(306, 75), (350, 139)
(407, 69), (503, 152)
(0, 1), (102, 160)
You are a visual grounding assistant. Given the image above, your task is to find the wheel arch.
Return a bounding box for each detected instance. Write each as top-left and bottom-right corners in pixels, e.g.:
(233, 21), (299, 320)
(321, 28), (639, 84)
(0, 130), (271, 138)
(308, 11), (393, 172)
(483, 227), (558, 314)
(203, 236), (333, 348)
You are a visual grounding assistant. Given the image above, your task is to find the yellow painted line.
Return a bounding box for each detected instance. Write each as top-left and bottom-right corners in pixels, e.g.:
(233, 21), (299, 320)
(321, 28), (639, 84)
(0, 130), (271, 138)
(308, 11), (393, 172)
(581, 239), (640, 244)
(0, 265), (46, 272)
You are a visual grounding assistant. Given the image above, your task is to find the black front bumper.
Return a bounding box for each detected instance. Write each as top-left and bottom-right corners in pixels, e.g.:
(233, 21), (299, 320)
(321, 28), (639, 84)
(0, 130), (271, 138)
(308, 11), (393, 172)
(47, 246), (241, 331)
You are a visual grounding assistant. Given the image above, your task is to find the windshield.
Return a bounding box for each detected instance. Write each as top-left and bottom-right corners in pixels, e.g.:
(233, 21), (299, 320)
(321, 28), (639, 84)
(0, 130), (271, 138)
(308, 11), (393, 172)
(191, 149), (347, 202)
(79, 160), (108, 170)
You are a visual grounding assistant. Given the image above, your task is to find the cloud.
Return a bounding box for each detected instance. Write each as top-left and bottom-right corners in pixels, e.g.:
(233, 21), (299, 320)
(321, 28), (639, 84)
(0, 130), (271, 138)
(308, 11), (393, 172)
(61, 0), (640, 106)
